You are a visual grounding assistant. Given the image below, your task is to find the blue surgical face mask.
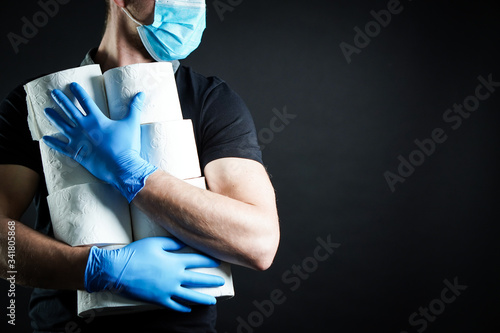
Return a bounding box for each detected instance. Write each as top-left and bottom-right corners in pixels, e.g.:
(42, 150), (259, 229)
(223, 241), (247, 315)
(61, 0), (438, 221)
(123, 0), (206, 62)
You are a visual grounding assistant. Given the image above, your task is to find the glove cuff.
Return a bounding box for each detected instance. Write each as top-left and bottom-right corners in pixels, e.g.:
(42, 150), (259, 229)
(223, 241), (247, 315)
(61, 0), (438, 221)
(114, 151), (158, 203)
(84, 246), (105, 293)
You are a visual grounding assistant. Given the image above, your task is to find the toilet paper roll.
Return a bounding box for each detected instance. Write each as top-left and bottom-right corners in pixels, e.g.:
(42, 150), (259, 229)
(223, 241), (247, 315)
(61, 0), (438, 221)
(131, 177), (235, 299)
(26, 94), (42, 141)
(39, 140), (102, 195)
(47, 182), (132, 247)
(78, 287), (159, 318)
(24, 65), (107, 141)
(103, 62), (182, 123)
(140, 120), (201, 180)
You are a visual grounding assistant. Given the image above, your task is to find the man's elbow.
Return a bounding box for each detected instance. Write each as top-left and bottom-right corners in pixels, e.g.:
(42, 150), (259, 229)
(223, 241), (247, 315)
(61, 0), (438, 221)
(248, 220), (280, 271)
(252, 250), (278, 271)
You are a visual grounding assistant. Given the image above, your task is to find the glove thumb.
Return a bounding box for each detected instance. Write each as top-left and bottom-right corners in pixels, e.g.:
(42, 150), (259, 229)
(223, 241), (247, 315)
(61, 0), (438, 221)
(157, 237), (186, 252)
(124, 92), (145, 124)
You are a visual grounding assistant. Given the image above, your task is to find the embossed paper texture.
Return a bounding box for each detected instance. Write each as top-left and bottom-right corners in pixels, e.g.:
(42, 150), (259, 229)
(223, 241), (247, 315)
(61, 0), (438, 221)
(24, 62), (234, 317)
(104, 62), (183, 123)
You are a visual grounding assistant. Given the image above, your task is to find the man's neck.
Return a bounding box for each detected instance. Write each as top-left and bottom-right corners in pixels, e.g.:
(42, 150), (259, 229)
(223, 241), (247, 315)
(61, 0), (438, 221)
(94, 5), (154, 73)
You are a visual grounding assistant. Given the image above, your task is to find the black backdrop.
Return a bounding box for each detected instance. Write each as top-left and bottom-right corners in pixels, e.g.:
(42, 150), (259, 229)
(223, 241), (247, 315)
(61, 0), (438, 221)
(1, 1), (499, 332)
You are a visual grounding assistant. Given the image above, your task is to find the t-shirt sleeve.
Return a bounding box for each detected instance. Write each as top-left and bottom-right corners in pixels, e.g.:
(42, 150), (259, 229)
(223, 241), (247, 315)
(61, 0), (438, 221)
(198, 81), (263, 171)
(0, 84), (43, 175)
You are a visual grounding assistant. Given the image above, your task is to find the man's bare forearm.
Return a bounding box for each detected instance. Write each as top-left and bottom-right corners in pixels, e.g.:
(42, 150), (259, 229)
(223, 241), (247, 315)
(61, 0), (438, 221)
(0, 217), (89, 290)
(133, 170), (280, 271)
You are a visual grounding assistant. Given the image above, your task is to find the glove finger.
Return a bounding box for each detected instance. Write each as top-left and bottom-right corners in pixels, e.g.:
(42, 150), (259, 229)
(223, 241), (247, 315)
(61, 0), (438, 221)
(163, 297), (192, 313)
(123, 92), (145, 123)
(69, 82), (105, 122)
(182, 270), (225, 288)
(51, 89), (86, 127)
(159, 237), (186, 252)
(182, 253), (221, 269)
(174, 287), (217, 306)
(44, 108), (75, 136)
(42, 135), (71, 158)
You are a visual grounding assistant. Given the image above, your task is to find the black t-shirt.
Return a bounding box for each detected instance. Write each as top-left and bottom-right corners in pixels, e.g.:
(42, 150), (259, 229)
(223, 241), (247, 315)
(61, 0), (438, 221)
(0, 64), (262, 332)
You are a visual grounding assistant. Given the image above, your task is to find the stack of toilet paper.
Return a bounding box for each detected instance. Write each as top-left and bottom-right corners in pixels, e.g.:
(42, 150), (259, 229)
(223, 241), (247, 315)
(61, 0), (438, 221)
(24, 62), (234, 317)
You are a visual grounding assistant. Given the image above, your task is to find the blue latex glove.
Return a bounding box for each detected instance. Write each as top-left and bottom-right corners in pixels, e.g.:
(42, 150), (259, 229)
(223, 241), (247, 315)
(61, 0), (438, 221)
(85, 237), (225, 312)
(43, 82), (157, 202)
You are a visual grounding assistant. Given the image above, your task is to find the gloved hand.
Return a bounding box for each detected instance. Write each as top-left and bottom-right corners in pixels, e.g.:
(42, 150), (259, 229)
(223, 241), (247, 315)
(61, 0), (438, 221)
(43, 82), (157, 202)
(85, 237), (225, 312)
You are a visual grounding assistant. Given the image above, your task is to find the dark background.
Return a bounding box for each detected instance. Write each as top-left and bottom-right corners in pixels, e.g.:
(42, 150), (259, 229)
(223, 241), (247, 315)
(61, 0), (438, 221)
(1, 0), (499, 332)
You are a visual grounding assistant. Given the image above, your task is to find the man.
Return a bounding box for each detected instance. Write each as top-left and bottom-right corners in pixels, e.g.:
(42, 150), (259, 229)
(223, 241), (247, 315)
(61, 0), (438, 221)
(0, 0), (280, 331)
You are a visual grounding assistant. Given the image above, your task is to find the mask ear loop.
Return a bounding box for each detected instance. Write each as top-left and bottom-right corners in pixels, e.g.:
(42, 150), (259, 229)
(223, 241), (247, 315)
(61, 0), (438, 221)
(121, 7), (144, 26)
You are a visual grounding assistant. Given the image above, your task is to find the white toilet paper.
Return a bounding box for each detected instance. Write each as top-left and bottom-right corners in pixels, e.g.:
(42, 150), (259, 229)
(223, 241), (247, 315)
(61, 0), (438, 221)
(140, 120), (201, 180)
(24, 65), (108, 141)
(47, 182), (132, 247)
(77, 289), (159, 318)
(39, 140), (102, 195)
(104, 62), (182, 123)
